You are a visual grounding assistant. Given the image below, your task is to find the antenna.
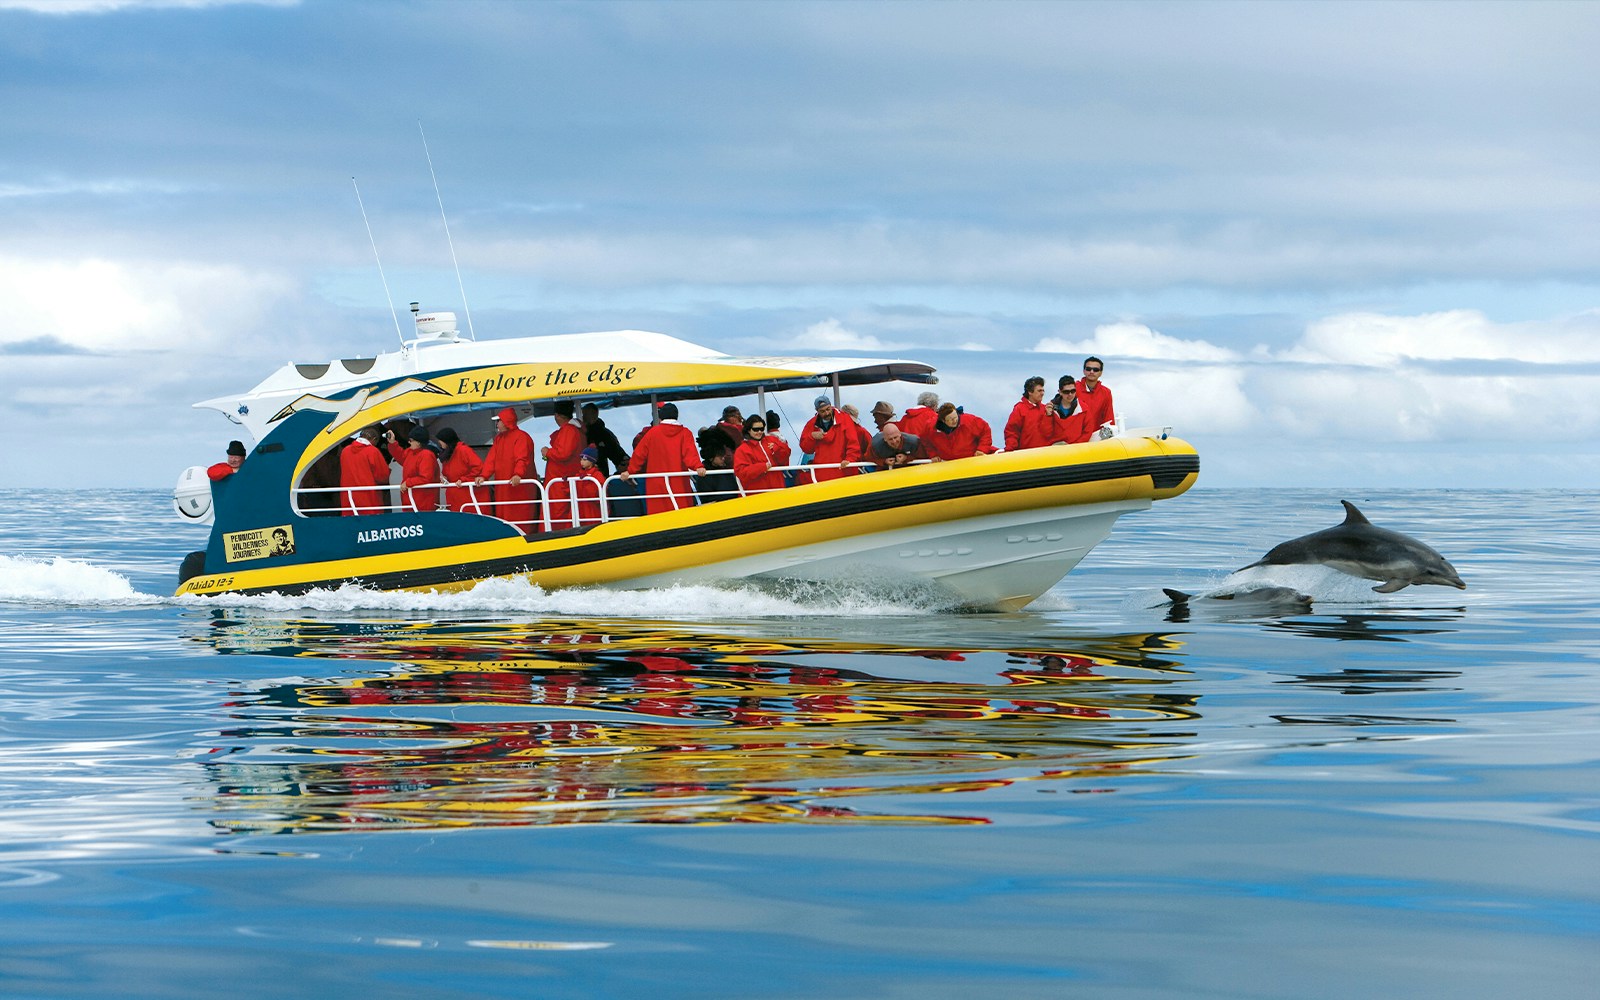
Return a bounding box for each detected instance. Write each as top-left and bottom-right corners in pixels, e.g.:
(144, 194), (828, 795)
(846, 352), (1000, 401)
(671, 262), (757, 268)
(352, 176), (406, 347)
(418, 121), (477, 341)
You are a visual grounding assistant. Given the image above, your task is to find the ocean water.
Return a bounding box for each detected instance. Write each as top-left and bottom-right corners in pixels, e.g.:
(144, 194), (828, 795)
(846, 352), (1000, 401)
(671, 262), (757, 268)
(0, 487), (1596, 999)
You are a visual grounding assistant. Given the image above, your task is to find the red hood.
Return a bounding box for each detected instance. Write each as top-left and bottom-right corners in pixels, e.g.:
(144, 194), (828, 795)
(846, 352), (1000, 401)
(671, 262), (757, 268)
(496, 407), (520, 432)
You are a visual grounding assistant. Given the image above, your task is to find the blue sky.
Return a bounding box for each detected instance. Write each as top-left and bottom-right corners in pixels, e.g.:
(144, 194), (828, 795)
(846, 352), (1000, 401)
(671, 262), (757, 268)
(2, 0), (1598, 489)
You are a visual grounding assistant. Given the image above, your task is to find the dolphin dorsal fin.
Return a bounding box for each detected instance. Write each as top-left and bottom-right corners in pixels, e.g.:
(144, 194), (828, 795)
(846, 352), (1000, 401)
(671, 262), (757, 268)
(1340, 500), (1370, 525)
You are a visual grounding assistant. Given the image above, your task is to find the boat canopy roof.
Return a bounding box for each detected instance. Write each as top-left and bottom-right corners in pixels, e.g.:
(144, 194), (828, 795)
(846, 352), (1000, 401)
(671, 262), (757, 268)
(196, 329), (938, 441)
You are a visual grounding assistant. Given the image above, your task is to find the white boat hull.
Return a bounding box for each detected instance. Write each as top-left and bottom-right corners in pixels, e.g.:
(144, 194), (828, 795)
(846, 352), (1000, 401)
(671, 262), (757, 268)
(615, 498), (1151, 610)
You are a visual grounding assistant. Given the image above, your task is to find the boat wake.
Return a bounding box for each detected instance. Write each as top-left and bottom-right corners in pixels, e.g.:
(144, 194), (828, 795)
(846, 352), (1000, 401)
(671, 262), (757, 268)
(0, 553), (957, 618)
(0, 554), (161, 606)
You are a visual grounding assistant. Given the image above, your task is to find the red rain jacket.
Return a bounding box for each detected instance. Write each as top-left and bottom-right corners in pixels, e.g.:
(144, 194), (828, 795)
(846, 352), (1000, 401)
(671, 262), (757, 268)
(627, 421), (704, 514)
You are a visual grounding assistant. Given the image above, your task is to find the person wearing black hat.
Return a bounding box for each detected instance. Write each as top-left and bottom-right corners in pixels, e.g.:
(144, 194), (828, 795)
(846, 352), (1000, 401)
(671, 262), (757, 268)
(393, 424), (441, 512)
(542, 400), (587, 524)
(434, 427), (484, 513)
(622, 402), (705, 514)
(207, 440), (248, 482)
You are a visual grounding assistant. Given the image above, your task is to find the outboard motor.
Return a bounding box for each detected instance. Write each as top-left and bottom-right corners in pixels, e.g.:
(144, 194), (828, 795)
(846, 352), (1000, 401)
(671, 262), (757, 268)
(173, 466), (215, 525)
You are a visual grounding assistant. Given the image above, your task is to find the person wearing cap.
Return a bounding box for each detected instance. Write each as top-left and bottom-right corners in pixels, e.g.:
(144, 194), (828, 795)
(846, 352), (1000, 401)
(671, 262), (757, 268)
(572, 446), (608, 526)
(476, 407), (539, 533)
(925, 402), (997, 462)
(389, 424), (441, 512)
(340, 426), (393, 515)
(799, 395), (860, 484)
(622, 402), (706, 515)
(549, 444), (608, 528)
(898, 391), (941, 440)
(541, 400), (586, 524)
(434, 427), (484, 513)
(868, 401), (897, 432)
(733, 413), (788, 494)
(207, 440), (248, 482)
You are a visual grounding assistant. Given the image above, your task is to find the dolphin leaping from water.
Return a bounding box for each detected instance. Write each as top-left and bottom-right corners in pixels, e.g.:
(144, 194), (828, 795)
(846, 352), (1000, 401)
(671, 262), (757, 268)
(1238, 500), (1465, 593)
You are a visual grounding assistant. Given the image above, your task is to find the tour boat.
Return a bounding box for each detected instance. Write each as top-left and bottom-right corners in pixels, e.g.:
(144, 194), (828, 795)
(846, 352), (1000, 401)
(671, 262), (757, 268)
(172, 310), (1198, 610)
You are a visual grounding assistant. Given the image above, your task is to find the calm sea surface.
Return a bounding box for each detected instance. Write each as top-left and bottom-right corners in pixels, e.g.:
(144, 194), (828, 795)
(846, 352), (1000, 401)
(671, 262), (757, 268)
(0, 487), (1596, 999)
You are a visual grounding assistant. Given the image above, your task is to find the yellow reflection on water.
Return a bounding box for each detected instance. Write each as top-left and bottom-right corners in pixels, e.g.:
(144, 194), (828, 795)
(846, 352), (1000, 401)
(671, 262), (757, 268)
(187, 616), (1201, 834)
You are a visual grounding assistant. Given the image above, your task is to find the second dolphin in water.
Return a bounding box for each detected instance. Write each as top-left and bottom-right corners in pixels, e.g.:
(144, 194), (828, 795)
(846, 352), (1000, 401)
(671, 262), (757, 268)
(1239, 500), (1466, 593)
(1162, 585), (1314, 609)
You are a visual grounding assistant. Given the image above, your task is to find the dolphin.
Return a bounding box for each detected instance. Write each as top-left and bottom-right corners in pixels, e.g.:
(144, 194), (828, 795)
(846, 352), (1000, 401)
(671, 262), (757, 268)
(1162, 585), (1314, 609)
(1238, 500), (1465, 593)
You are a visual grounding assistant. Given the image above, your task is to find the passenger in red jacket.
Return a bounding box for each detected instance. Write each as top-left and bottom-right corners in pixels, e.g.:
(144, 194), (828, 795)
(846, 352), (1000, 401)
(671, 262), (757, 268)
(1073, 356), (1116, 439)
(571, 448), (607, 526)
(925, 403), (997, 462)
(800, 396), (861, 483)
(733, 414), (788, 494)
(541, 400), (586, 525)
(762, 410), (793, 469)
(340, 427), (393, 515)
(715, 406), (747, 448)
(621, 402), (705, 515)
(386, 425), (440, 512)
(1004, 377), (1058, 452)
(897, 391), (941, 440)
(841, 405), (873, 461)
(434, 427), (485, 513)
(1048, 375), (1091, 445)
(548, 446), (608, 528)
(207, 440), (248, 481)
(476, 407), (540, 533)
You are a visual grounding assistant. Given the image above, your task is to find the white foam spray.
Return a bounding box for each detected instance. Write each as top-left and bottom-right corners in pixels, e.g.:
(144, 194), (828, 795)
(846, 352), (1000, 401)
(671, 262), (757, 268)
(0, 555), (160, 605)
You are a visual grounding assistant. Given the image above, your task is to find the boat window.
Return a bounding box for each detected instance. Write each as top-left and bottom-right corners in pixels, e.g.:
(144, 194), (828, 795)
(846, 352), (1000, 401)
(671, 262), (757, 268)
(341, 358), (376, 374)
(294, 363), (330, 379)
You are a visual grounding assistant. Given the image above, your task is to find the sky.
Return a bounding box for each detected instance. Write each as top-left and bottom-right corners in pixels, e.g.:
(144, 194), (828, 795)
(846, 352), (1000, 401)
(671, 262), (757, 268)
(2, 0), (1599, 490)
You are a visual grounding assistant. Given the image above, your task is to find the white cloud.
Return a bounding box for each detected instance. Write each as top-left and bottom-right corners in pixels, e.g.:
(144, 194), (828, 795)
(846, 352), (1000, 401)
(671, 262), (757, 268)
(1034, 321), (1240, 362)
(0, 177), (190, 199)
(1248, 368), (1600, 443)
(1284, 309), (1600, 366)
(798, 318), (894, 352)
(0, 256), (295, 353)
(1115, 366), (1258, 435)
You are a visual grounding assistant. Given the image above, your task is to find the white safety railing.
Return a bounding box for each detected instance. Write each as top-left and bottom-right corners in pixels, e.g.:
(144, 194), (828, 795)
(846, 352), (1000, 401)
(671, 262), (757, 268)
(292, 459), (930, 534)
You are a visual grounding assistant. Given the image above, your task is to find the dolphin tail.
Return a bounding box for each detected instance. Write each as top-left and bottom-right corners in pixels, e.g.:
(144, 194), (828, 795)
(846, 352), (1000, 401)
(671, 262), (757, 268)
(1341, 500), (1371, 525)
(1161, 588), (1193, 605)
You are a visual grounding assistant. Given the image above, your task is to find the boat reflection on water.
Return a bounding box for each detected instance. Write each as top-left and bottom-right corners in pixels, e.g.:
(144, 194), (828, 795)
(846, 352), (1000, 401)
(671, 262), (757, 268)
(183, 614), (1205, 835)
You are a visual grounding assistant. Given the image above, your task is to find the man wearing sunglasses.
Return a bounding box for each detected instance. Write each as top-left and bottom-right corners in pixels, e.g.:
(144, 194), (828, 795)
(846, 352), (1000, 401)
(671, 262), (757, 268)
(1054, 357), (1115, 444)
